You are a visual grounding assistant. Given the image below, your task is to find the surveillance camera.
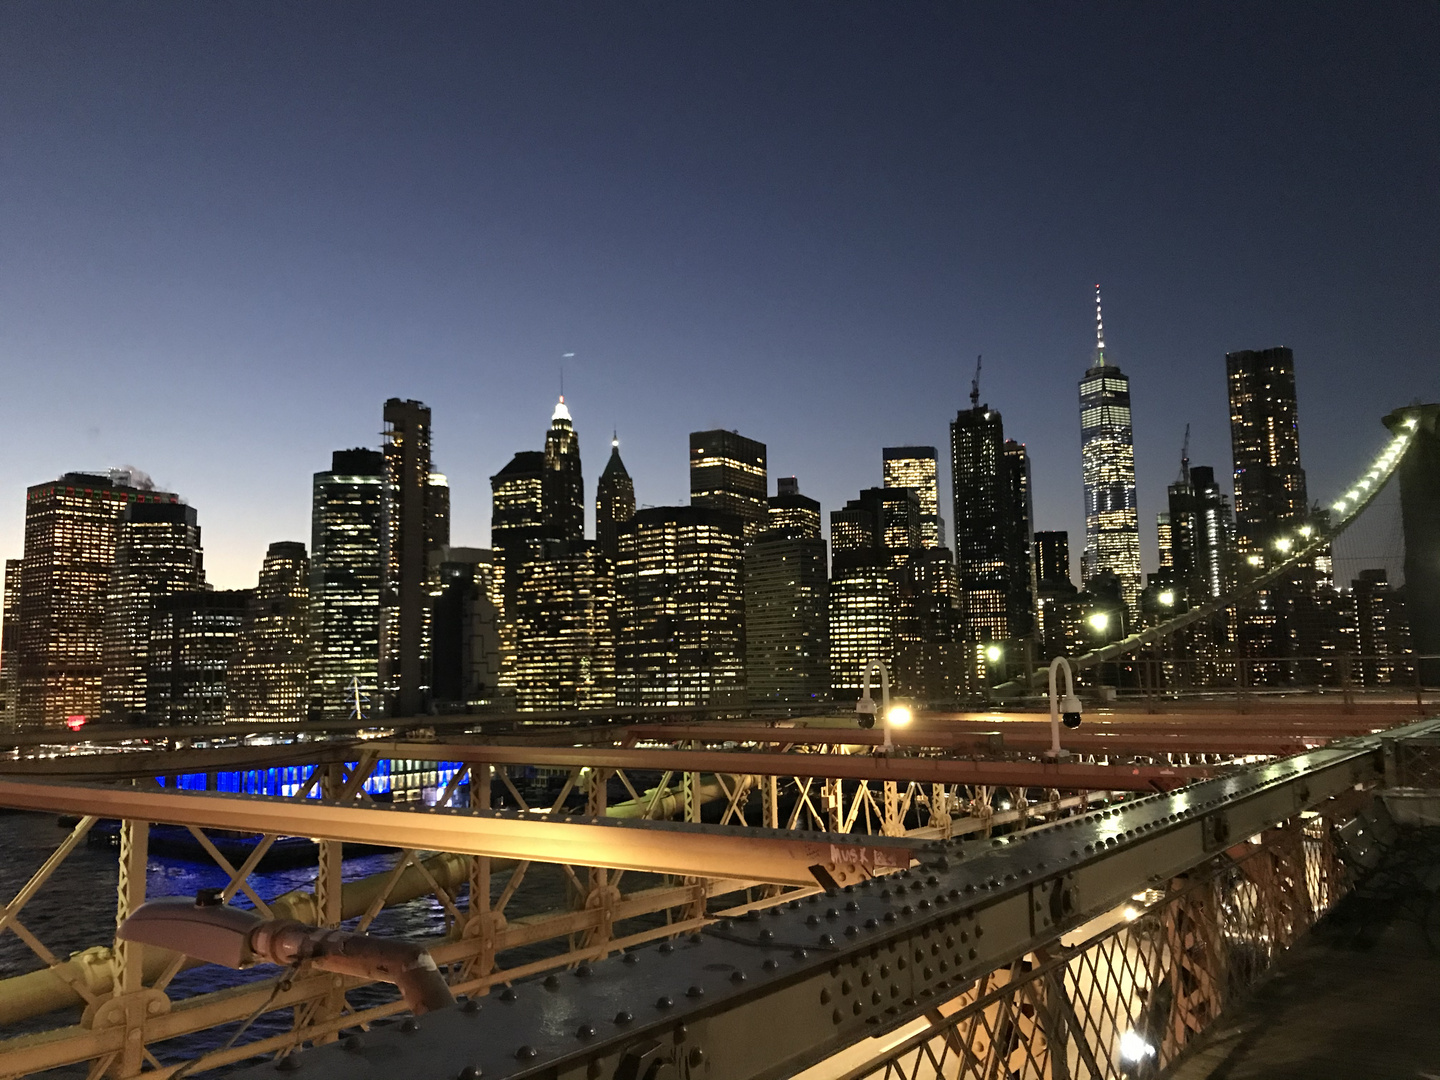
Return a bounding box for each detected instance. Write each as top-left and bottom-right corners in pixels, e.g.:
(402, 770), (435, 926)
(855, 696), (877, 730)
(1060, 693), (1083, 729)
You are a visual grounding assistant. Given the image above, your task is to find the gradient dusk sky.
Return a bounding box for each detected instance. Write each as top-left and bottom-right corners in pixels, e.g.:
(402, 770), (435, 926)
(2, 3), (1437, 588)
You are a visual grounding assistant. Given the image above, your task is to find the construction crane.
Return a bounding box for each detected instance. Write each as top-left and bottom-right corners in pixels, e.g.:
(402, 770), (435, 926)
(970, 354), (982, 409)
(1178, 422), (1191, 485)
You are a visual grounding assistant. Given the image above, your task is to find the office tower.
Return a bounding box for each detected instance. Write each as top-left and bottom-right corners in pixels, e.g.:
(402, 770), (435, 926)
(513, 542), (616, 710)
(1349, 570), (1412, 686)
(379, 398), (448, 717)
(1033, 532), (1072, 589)
(490, 451), (546, 618)
(227, 542), (309, 723)
(1156, 513), (1174, 572)
(1388, 406), (1440, 683)
(1226, 347), (1309, 551)
(543, 397), (585, 546)
(596, 436), (636, 563)
(1034, 536), (1080, 664)
(1188, 467), (1233, 600)
(828, 487), (944, 694)
(309, 449), (385, 721)
(1002, 439), (1036, 639)
(615, 506), (745, 705)
(745, 480), (829, 704)
(1079, 287), (1143, 614)
(1227, 349), (1327, 672)
(147, 590), (250, 724)
(13, 472), (180, 726)
(100, 502), (205, 720)
(0, 558), (20, 719)
(950, 400), (1011, 643)
(431, 548), (502, 708)
(690, 430), (767, 541)
(883, 447), (946, 548)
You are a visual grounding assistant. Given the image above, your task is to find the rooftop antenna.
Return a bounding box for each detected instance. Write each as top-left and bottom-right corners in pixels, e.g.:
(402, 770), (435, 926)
(561, 352), (575, 402)
(1094, 284), (1106, 366)
(970, 354), (982, 410)
(1179, 423), (1191, 485)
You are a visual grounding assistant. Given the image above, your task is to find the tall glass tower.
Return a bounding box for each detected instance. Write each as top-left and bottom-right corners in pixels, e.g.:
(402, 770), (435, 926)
(1079, 287), (1142, 615)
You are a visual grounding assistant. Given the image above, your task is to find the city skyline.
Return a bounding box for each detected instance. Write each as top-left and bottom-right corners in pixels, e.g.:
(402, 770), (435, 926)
(1, 5), (1436, 588)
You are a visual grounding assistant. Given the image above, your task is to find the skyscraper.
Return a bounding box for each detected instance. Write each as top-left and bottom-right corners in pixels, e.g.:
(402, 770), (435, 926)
(690, 430), (767, 541)
(379, 398), (448, 717)
(745, 479), (829, 704)
(828, 487), (929, 694)
(1033, 532), (1072, 589)
(1226, 347), (1309, 552)
(101, 502), (205, 719)
(1079, 287), (1143, 614)
(431, 547), (502, 708)
(951, 400), (1010, 643)
(883, 447), (946, 548)
(1227, 348), (1324, 671)
(0, 558), (21, 720)
(1033, 531), (1079, 662)
(615, 506), (745, 706)
(513, 542), (616, 711)
(147, 590), (250, 724)
(1002, 439), (1036, 639)
(14, 472), (180, 726)
(595, 435), (636, 563)
(490, 451), (546, 616)
(309, 448), (385, 721)
(227, 542), (309, 723)
(543, 397), (585, 546)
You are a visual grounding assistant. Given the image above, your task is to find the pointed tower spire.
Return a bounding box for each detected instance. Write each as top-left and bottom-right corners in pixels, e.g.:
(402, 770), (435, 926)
(1094, 284), (1106, 366)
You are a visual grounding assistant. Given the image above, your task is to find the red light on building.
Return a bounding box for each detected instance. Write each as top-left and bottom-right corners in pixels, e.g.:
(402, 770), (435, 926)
(65, 715), (87, 731)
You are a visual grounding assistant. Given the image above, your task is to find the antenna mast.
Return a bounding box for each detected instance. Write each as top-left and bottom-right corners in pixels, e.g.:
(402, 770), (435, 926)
(970, 354), (982, 410)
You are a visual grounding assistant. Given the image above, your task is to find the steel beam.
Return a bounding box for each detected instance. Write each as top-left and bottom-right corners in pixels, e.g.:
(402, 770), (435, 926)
(239, 717), (1440, 1080)
(0, 778), (920, 886)
(376, 742), (1209, 790)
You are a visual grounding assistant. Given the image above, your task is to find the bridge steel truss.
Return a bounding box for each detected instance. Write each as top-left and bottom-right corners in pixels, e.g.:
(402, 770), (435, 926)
(0, 717), (1430, 1079)
(228, 718), (1438, 1080)
(0, 734), (1186, 1079)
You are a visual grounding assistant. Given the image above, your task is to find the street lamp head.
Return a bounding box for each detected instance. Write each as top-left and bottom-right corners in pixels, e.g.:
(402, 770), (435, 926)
(1087, 611), (1109, 632)
(1247, 554), (1263, 566)
(1157, 590), (1175, 607)
(984, 644), (1003, 663)
(1274, 537), (1292, 553)
(886, 705), (913, 728)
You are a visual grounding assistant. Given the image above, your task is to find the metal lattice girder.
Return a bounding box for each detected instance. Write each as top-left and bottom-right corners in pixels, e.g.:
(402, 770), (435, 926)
(238, 718), (1440, 1080)
(375, 742), (1209, 791)
(0, 778), (922, 886)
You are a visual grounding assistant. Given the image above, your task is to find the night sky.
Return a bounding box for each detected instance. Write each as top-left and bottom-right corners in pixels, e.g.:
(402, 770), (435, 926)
(2, 3), (1436, 588)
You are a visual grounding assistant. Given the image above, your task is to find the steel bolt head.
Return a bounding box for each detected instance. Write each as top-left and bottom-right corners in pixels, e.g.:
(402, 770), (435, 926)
(577, 1024), (596, 1039)
(515, 1046), (538, 1061)
(614, 1010), (633, 1024)
(458, 1067), (482, 1080)
(656, 996), (673, 1009)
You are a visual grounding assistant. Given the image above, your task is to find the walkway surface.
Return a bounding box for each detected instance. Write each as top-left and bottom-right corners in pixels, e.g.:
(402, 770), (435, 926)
(1170, 879), (1440, 1079)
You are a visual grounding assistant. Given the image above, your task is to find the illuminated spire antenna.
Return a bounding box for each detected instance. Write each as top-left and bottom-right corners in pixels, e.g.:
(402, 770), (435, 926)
(1094, 284), (1106, 366)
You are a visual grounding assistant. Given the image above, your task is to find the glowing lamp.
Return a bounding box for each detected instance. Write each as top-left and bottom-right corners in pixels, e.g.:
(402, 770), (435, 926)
(886, 705), (913, 728)
(984, 644), (1003, 663)
(1274, 537), (1292, 553)
(1087, 612), (1110, 632)
(1157, 590), (1175, 607)
(65, 715), (87, 731)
